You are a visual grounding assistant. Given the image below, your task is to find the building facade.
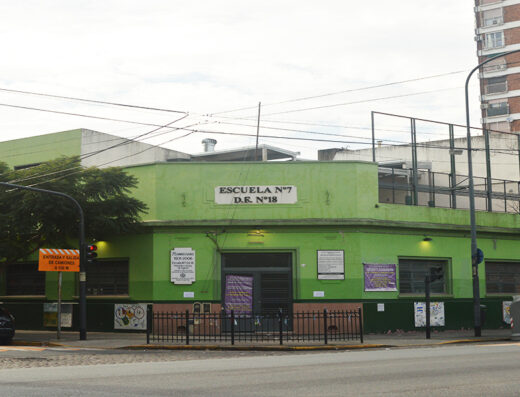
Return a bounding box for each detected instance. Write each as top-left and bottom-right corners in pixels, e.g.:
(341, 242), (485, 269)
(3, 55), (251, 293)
(475, 0), (520, 133)
(1, 131), (520, 333)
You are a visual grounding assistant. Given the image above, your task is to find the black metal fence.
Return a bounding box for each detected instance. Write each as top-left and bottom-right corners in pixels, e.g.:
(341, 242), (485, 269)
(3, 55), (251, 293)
(379, 167), (520, 213)
(146, 307), (363, 345)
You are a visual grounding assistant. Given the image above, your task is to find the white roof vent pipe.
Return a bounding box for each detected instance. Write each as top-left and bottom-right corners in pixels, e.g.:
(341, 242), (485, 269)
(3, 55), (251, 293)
(202, 138), (217, 152)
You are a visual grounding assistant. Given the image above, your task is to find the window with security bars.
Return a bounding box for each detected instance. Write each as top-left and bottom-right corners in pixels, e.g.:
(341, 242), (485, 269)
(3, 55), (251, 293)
(5, 262), (45, 296)
(86, 260), (129, 296)
(485, 261), (520, 294)
(398, 259), (448, 294)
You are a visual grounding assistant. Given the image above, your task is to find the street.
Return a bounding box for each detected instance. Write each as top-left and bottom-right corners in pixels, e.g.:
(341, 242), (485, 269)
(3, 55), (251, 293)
(0, 342), (519, 396)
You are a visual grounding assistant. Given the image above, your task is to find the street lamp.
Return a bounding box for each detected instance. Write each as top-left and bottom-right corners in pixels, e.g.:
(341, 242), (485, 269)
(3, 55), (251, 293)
(0, 182), (88, 340)
(465, 48), (520, 337)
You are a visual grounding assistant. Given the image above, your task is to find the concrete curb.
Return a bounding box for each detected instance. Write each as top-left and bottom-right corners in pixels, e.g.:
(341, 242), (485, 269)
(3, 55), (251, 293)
(120, 343), (392, 351)
(438, 337), (511, 345)
(9, 336), (511, 351)
(11, 340), (64, 348)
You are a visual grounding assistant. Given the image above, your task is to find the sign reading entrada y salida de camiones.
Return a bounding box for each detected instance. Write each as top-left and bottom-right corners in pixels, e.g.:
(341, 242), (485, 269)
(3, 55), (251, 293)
(215, 185), (297, 204)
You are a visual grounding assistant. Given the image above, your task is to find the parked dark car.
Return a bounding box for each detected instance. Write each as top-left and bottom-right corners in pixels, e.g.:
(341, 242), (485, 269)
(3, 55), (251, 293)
(0, 306), (15, 344)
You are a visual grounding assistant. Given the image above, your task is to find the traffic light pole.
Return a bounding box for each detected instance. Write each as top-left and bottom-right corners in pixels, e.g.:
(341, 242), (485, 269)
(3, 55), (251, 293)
(0, 182), (88, 340)
(425, 275), (431, 340)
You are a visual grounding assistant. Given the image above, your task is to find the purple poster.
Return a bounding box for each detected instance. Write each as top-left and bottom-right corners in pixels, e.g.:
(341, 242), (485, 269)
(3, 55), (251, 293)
(364, 263), (397, 292)
(224, 275), (253, 314)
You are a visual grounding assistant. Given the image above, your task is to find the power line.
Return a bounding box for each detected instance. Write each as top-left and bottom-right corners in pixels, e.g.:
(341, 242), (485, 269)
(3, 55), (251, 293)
(210, 70), (467, 115)
(216, 121), (409, 145)
(0, 87), (187, 114)
(257, 87), (462, 117)
(0, 103), (180, 129)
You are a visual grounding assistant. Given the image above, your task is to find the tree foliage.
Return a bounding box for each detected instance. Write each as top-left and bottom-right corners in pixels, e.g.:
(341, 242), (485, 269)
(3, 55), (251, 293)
(0, 157), (147, 262)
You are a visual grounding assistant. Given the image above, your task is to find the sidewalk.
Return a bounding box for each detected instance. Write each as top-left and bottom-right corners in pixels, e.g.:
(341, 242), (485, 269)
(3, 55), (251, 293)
(10, 328), (513, 351)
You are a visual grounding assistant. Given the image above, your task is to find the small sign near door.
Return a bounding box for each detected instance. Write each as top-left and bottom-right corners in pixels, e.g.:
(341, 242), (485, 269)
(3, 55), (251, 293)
(171, 248), (196, 284)
(317, 250), (345, 280)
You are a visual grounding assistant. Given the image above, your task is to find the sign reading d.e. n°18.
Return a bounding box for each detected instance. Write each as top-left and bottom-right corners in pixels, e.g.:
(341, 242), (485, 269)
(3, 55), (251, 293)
(215, 185), (297, 204)
(38, 248), (80, 272)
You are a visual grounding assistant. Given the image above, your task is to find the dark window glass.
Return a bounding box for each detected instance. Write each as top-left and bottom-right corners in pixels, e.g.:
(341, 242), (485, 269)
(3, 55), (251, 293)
(5, 262), (45, 295)
(485, 261), (520, 294)
(222, 253), (291, 268)
(86, 260), (128, 296)
(399, 259), (447, 294)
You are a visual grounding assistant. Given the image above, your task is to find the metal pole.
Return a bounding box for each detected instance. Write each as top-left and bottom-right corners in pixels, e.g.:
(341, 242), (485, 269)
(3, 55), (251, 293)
(425, 275), (431, 339)
(255, 102), (261, 161)
(57, 271), (62, 340)
(278, 308), (283, 346)
(358, 307), (364, 344)
(411, 118), (418, 205)
(146, 304), (152, 344)
(464, 49), (520, 337)
(484, 129), (492, 211)
(371, 111), (376, 162)
(449, 124), (457, 209)
(0, 182), (87, 340)
(323, 309), (328, 345)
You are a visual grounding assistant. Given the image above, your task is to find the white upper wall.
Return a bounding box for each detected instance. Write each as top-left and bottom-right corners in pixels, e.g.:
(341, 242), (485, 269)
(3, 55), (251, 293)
(80, 129), (190, 168)
(325, 133), (520, 182)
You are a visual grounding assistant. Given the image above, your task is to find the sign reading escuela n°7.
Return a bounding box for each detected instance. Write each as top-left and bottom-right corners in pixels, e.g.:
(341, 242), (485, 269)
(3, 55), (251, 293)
(38, 248), (80, 272)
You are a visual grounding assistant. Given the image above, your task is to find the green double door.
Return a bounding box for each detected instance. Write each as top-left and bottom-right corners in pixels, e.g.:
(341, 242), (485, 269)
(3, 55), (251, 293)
(222, 253), (292, 316)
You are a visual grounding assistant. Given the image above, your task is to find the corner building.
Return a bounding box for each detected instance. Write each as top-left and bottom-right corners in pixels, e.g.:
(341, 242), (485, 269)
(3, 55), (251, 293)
(1, 131), (520, 333)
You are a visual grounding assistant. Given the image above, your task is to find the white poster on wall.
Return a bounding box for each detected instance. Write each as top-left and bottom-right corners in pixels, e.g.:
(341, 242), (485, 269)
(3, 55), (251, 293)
(414, 302), (445, 327)
(317, 250), (345, 280)
(171, 248), (196, 284)
(503, 301), (513, 325)
(114, 303), (147, 330)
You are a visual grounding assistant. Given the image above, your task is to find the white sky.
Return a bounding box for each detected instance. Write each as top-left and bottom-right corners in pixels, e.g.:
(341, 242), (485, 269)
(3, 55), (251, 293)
(0, 0), (480, 160)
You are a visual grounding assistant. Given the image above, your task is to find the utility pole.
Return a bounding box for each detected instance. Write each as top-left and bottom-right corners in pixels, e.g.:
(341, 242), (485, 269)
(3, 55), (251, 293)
(0, 182), (87, 340)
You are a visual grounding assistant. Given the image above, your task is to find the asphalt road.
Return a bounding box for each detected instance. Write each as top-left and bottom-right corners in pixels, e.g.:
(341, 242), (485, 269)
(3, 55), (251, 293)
(0, 343), (519, 396)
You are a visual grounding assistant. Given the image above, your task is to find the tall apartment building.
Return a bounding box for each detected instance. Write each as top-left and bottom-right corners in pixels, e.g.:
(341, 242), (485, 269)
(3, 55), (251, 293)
(475, 0), (520, 133)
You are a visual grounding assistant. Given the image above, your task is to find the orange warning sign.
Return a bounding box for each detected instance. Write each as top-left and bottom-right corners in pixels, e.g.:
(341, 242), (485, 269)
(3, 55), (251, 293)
(38, 248), (80, 272)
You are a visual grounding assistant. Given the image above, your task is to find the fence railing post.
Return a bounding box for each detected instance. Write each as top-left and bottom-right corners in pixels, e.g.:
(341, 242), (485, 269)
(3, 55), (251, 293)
(146, 304), (152, 344)
(186, 309), (190, 345)
(324, 309), (328, 345)
(278, 309), (283, 345)
(231, 310), (235, 345)
(358, 307), (364, 344)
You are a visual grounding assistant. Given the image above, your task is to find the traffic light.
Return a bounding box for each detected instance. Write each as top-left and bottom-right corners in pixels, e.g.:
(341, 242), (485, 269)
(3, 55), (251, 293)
(86, 244), (98, 264)
(430, 266), (443, 282)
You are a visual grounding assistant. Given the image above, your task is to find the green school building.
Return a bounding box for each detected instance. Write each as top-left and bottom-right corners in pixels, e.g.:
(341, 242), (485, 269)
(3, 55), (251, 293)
(1, 130), (519, 333)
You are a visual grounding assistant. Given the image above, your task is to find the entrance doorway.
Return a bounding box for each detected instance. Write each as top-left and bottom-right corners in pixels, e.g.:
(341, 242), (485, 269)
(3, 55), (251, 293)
(222, 253), (292, 316)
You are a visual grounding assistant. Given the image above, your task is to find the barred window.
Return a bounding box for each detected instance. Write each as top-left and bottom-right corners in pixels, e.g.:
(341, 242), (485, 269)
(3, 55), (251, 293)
(5, 262), (45, 296)
(86, 260), (128, 296)
(399, 259), (448, 294)
(485, 261), (520, 294)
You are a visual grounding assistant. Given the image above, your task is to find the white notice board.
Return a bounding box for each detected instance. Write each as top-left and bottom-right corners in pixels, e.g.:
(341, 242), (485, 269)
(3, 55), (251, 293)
(171, 248), (196, 284)
(317, 250), (345, 280)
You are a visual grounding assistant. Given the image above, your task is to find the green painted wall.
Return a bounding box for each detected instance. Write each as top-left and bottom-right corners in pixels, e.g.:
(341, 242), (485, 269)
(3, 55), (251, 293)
(2, 151), (519, 332)
(0, 129), (82, 169)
